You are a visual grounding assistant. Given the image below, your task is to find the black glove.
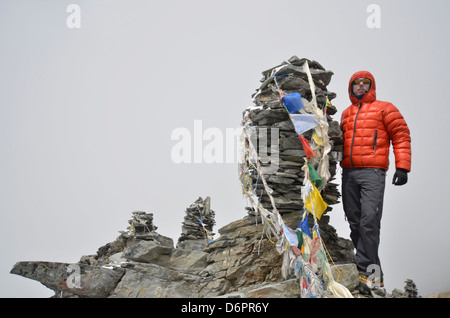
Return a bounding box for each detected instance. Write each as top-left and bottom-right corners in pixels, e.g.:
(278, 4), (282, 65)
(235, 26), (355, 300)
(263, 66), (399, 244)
(392, 168), (408, 186)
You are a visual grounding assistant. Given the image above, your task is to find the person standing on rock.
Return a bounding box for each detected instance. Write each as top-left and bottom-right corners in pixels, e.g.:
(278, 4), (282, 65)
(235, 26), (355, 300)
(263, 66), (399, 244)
(340, 70), (411, 290)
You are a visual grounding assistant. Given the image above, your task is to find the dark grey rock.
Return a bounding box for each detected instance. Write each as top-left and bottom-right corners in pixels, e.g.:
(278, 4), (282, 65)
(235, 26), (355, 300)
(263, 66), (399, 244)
(10, 261), (124, 298)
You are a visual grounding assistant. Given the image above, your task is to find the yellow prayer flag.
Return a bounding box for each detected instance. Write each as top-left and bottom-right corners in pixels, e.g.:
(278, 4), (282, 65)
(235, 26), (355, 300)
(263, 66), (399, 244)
(305, 184), (328, 220)
(312, 131), (324, 145)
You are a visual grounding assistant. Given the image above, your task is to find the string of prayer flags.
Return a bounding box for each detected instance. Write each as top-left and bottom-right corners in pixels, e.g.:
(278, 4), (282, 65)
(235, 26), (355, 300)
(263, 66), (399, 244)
(198, 218), (214, 243)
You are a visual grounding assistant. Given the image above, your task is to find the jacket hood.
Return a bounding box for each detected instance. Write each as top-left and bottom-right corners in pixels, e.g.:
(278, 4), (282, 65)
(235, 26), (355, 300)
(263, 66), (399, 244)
(348, 70), (376, 105)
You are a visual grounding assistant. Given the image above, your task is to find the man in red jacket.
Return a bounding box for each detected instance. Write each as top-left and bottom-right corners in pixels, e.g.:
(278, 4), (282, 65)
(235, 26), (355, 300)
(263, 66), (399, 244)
(340, 71), (411, 290)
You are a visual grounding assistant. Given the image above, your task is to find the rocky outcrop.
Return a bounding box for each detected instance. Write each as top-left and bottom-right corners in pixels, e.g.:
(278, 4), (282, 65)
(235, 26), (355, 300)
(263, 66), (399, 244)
(10, 202), (421, 298)
(10, 203), (360, 298)
(10, 261), (125, 298)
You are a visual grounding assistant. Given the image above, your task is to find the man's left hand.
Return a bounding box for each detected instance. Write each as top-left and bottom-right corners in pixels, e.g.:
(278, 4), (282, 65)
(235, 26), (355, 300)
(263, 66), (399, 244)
(392, 168), (408, 186)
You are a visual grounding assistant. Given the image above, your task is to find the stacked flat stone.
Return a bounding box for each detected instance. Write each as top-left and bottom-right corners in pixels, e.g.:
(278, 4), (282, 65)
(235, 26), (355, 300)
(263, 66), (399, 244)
(243, 56), (343, 216)
(125, 211), (158, 240)
(177, 196), (216, 250)
(404, 279), (419, 298)
(241, 56), (354, 264)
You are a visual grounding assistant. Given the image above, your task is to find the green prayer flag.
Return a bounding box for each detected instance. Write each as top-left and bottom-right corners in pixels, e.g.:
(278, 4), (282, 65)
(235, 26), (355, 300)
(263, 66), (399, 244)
(307, 161), (323, 187)
(296, 230), (303, 248)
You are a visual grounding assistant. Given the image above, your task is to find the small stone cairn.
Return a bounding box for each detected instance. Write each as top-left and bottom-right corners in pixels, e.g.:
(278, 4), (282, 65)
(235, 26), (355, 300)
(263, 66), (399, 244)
(177, 196), (216, 250)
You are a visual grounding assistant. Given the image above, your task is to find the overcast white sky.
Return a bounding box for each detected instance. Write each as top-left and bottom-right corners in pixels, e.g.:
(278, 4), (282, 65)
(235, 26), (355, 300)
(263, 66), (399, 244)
(1, 0), (449, 297)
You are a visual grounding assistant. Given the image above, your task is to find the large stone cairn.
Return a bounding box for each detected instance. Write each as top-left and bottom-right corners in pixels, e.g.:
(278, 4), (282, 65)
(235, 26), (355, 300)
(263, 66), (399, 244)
(177, 196), (216, 250)
(241, 56), (353, 264)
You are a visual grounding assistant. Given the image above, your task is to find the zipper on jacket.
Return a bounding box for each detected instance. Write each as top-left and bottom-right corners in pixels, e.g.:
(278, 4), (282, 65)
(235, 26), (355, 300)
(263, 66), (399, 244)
(373, 130), (378, 153)
(350, 100), (362, 168)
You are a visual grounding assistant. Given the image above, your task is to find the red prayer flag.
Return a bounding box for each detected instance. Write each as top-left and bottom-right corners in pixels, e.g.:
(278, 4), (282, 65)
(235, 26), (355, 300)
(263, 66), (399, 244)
(298, 134), (316, 158)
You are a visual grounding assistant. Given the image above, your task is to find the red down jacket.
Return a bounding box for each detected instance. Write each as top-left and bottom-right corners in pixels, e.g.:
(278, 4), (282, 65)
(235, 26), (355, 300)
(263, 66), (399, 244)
(340, 71), (411, 172)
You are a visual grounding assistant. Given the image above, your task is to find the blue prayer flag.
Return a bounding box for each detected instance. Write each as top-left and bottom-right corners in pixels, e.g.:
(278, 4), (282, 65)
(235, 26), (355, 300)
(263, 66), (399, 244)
(281, 92), (304, 114)
(298, 213), (311, 238)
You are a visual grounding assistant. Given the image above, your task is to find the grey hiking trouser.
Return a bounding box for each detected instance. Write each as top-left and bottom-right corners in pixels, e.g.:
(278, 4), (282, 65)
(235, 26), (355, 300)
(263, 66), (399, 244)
(342, 168), (386, 277)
